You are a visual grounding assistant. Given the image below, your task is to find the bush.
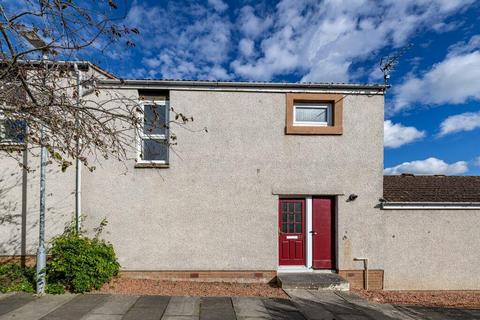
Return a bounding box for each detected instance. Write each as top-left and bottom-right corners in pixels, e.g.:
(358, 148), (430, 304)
(0, 263), (35, 293)
(47, 228), (120, 293)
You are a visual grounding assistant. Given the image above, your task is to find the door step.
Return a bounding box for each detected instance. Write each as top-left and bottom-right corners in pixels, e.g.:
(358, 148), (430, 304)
(277, 272), (349, 291)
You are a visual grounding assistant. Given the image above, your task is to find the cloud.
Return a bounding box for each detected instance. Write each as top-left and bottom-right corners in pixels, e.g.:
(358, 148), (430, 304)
(438, 111), (480, 136)
(391, 35), (480, 113)
(474, 156), (480, 167)
(231, 0), (474, 81)
(384, 120), (425, 148)
(208, 0), (228, 12)
(120, 0), (474, 81)
(124, 1), (232, 80)
(237, 6), (273, 40)
(384, 157), (469, 175)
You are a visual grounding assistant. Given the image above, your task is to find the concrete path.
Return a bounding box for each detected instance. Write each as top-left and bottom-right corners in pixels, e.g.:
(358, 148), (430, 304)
(0, 292), (478, 320)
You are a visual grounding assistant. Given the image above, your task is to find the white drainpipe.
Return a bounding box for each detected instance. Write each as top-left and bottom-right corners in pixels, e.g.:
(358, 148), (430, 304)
(73, 63), (82, 233)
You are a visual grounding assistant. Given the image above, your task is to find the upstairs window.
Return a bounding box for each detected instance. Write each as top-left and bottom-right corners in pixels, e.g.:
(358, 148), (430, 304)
(293, 102), (332, 127)
(286, 93), (343, 135)
(137, 100), (169, 165)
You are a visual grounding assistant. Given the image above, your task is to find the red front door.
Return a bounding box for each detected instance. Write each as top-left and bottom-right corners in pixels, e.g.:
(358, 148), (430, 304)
(312, 197), (335, 269)
(278, 199), (306, 266)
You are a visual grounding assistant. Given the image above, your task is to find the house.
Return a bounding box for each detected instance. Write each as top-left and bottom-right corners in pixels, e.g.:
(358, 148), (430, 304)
(0, 63), (479, 290)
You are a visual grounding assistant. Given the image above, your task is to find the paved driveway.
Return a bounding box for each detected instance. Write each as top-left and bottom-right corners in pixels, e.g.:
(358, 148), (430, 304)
(0, 291), (478, 320)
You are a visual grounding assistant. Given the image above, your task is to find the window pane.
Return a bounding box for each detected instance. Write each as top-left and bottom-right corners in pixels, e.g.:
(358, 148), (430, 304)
(295, 223), (302, 233)
(282, 223), (287, 233)
(288, 203), (294, 212)
(142, 139), (168, 161)
(0, 119), (26, 143)
(282, 212), (287, 223)
(294, 103), (332, 124)
(282, 203), (287, 212)
(287, 213), (294, 223)
(295, 213), (301, 223)
(144, 104), (166, 135)
(294, 202), (301, 212)
(295, 107), (327, 122)
(288, 224), (295, 233)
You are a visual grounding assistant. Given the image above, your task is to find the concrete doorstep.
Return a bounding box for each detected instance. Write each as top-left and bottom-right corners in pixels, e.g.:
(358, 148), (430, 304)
(277, 272), (350, 291)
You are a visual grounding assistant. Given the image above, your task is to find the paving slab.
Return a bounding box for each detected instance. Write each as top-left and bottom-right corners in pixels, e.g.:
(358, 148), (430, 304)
(80, 294), (139, 319)
(0, 293), (36, 317)
(163, 296), (200, 318)
(199, 297), (235, 320)
(396, 305), (479, 320)
(263, 298), (306, 320)
(40, 294), (110, 320)
(0, 294), (75, 320)
(334, 291), (414, 320)
(287, 294), (335, 320)
(232, 297), (271, 319)
(122, 295), (170, 320)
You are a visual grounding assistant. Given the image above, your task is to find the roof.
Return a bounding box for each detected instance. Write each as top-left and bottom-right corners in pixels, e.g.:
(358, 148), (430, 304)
(98, 78), (388, 93)
(4, 60), (117, 79)
(383, 174), (480, 203)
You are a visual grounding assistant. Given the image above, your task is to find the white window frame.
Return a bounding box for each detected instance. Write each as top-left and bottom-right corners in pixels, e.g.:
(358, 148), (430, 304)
(293, 102), (332, 127)
(136, 99), (169, 164)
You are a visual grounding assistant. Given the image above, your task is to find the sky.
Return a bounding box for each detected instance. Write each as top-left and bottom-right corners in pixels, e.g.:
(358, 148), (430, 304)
(7, 0), (480, 175)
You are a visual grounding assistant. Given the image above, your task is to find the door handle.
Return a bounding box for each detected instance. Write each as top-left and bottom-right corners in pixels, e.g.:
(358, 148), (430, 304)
(309, 231), (318, 235)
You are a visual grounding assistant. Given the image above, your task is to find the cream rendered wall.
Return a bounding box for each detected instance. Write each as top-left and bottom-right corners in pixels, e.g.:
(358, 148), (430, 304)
(382, 209), (480, 290)
(0, 151), (75, 257)
(81, 89), (385, 271)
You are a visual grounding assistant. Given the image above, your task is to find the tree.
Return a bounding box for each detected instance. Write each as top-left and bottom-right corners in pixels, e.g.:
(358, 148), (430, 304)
(0, 0), (194, 171)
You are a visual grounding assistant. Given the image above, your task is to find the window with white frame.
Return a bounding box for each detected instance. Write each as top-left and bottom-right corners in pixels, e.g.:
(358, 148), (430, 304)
(138, 100), (169, 163)
(293, 102), (332, 126)
(0, 114), (26, 145)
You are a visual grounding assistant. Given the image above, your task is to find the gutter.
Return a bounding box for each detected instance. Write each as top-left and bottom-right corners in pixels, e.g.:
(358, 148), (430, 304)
(381, 201), (480, 210)
(97, 79), (388, 94)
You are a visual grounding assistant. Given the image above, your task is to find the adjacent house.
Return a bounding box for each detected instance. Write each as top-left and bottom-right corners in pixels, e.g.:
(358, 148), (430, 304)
(1, 62), (479, 290)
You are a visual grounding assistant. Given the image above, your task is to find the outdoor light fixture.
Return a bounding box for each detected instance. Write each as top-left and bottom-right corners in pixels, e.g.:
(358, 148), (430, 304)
(347, 194), (358, 202)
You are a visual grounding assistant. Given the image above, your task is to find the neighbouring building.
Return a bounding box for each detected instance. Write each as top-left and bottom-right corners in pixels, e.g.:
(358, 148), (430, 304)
(0, 62), (479, 290)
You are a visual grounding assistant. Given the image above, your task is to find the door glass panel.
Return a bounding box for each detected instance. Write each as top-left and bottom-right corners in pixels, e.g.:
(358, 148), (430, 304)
(295, 223), (302, 233)
(287, 213), (294, 223)
(288, 224), (295, 233)
(282, 223), (287, 233)
(294, 202), (301, 212)
(295, 213), (301, 223)
(288, 203), (294, 212)
(282, 203), (287, 211)
(282, 212), (287, 222)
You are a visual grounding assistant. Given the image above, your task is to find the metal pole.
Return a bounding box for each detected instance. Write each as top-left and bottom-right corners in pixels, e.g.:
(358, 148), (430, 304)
(36, 124), (47, 295)
(74, 64), (82, 233)
(36, 53), (48, 295)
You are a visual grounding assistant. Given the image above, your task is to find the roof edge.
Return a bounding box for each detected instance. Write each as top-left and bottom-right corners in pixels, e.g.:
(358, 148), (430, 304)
(381, 201), (480, 210)
(97, 79), (388, 93)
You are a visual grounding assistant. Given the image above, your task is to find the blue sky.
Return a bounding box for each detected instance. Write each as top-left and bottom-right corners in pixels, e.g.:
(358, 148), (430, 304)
(10, 0), (480, 175)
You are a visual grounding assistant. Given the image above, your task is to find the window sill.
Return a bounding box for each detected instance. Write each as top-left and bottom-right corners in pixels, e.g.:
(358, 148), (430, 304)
(285, 126), (343, 135)
(0, 143), (26, 151)
(134, 162), (169, 169)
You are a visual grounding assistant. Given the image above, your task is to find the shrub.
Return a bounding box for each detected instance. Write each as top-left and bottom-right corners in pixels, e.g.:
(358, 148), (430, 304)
(48, 227), (120, 293)
(0, 263), (34, 293)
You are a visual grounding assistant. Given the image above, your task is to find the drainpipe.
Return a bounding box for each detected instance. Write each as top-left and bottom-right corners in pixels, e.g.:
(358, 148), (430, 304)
(354, 257), (369, 290)
(73, 63), (82, 233)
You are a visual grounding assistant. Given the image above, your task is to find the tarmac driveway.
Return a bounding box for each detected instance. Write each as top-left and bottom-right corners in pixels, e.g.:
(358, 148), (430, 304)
(0, 290), (478, 320)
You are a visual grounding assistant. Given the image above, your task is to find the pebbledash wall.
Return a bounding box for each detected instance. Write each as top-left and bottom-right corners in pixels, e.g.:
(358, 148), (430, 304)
(81, 86), (386, 274)
(1, 79), (480, 290)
